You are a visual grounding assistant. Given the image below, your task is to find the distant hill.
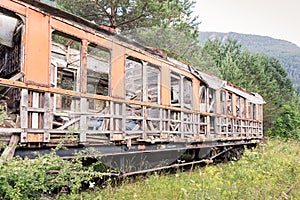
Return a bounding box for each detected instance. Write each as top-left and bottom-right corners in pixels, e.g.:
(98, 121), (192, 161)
(199, 32), (300, 93)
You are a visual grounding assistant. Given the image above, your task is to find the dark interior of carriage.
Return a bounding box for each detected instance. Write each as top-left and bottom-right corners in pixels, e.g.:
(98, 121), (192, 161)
(0, 11), (22, 124)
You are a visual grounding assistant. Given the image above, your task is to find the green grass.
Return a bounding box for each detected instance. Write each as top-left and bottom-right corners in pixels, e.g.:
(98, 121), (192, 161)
(80, 139), (300, 200)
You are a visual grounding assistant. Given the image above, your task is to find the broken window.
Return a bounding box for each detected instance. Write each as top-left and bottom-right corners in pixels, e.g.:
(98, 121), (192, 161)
(200, 115), (207, 134)
(170, 72), (180, 106)
(87, 44), (110, 111)
(253, 103), (256, 119)
(0, 11), (23, 115)
(0, 12), (22, 79)
(236, 95), (241, 117)
(240, 97), (246, 118)
(183, 77), (192, 109)
(208, 88), (216, 113)
(220, 90), (226, 114)
(258, 104), (262, 121)
(227, 92), (233, 115)
(125, 57), (142, 101)
(199, 83), (207, 112)
(210, 116), (216, 134)
(51, 31), (81, 110)
(146, 64), (160, 104)
(125, 57), (161, 104)
(248, 102), (256, 119)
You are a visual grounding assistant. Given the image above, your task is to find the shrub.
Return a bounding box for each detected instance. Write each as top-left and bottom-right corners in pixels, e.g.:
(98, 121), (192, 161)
(269, 103), (300, 141)
(0, 148), (103, 200)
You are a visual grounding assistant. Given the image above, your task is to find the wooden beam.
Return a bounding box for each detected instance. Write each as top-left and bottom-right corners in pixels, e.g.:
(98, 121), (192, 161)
(1, 134), (20, 160)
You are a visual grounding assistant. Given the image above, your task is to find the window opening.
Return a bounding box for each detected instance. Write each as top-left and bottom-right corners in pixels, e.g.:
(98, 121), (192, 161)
(240, 97), (245, 117)
(199, 83), (206, 112)
(0, 11), (23, 79)
(258, 104), (262, 120)
(146, 64), (160, 104)
(183, 77), (192, 109)
(170, 72), (180, 106)
(248, 102), (253, 119)
(210, 116), (216, 134)
(220, 90), (226, 114)
(236, 95), (240, 117)
(227, 92), (232, 115)
(51, 31), (81, 111)
(0, 11), (23, 115)
(125, 57), (142, 101)
(87, 44), (110, 111)
(253, 104), (256, 119)
(208, 88), (216, 113)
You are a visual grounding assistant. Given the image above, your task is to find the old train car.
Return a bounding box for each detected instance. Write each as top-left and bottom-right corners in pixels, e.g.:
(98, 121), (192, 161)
(0, 0), (264, 173)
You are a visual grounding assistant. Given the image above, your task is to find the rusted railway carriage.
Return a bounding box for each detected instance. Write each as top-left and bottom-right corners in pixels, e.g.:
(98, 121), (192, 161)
(0, 0), (264, 173)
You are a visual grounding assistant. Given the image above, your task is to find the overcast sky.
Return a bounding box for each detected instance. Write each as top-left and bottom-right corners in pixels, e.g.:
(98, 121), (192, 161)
(195, 0), (300, 47)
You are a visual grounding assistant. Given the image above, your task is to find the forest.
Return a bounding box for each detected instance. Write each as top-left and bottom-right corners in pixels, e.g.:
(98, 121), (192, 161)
(199, 31), (300, 94)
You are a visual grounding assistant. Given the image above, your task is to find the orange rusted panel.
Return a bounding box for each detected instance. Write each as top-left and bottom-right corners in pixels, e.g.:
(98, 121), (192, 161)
(166, 63), (193, 78)
(113, 134), (123, 141)
(161, 133), (168, 139)
(111, 43), (125, 98)
(27, 133), (44, 143)
(25, 8), (50, 85)
(161, 65), (170, 106)
(81, 40), (88, 93)
(86, 33), (112, 50)
(138, 145), (145, 150)
(0, 0), (26, 15)
(51, 18), (85, 40)
(126, 49), (161, 66)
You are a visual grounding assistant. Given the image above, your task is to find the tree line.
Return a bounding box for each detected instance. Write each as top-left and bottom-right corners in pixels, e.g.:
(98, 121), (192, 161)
(51, 0), (299, 140)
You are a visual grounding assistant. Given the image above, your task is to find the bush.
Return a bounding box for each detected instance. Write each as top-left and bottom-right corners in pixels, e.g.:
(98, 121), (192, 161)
(269, 103), (300, 141)
(0, 148), (103, 200)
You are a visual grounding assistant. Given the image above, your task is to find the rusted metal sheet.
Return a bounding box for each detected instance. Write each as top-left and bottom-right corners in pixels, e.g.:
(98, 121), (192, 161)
(50, 18), (86, 40)
(111, 44), (125, 98)
(25, 8), (50, 85)
(27, 133), (44, 142)
(86, 32), (112, 50)
(0, 0), (27, 15)
(161, 66), (170, 106)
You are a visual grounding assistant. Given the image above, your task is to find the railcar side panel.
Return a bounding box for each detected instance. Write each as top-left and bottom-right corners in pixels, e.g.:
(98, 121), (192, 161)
(25, 8), (50, 85)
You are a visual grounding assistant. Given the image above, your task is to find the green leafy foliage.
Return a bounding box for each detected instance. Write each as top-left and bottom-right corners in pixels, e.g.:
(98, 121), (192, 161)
(0, 148), (103, 199)
(269, 103), (300, 141)
(53, 0), (199, 37)
(199, 32), (300, 93)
